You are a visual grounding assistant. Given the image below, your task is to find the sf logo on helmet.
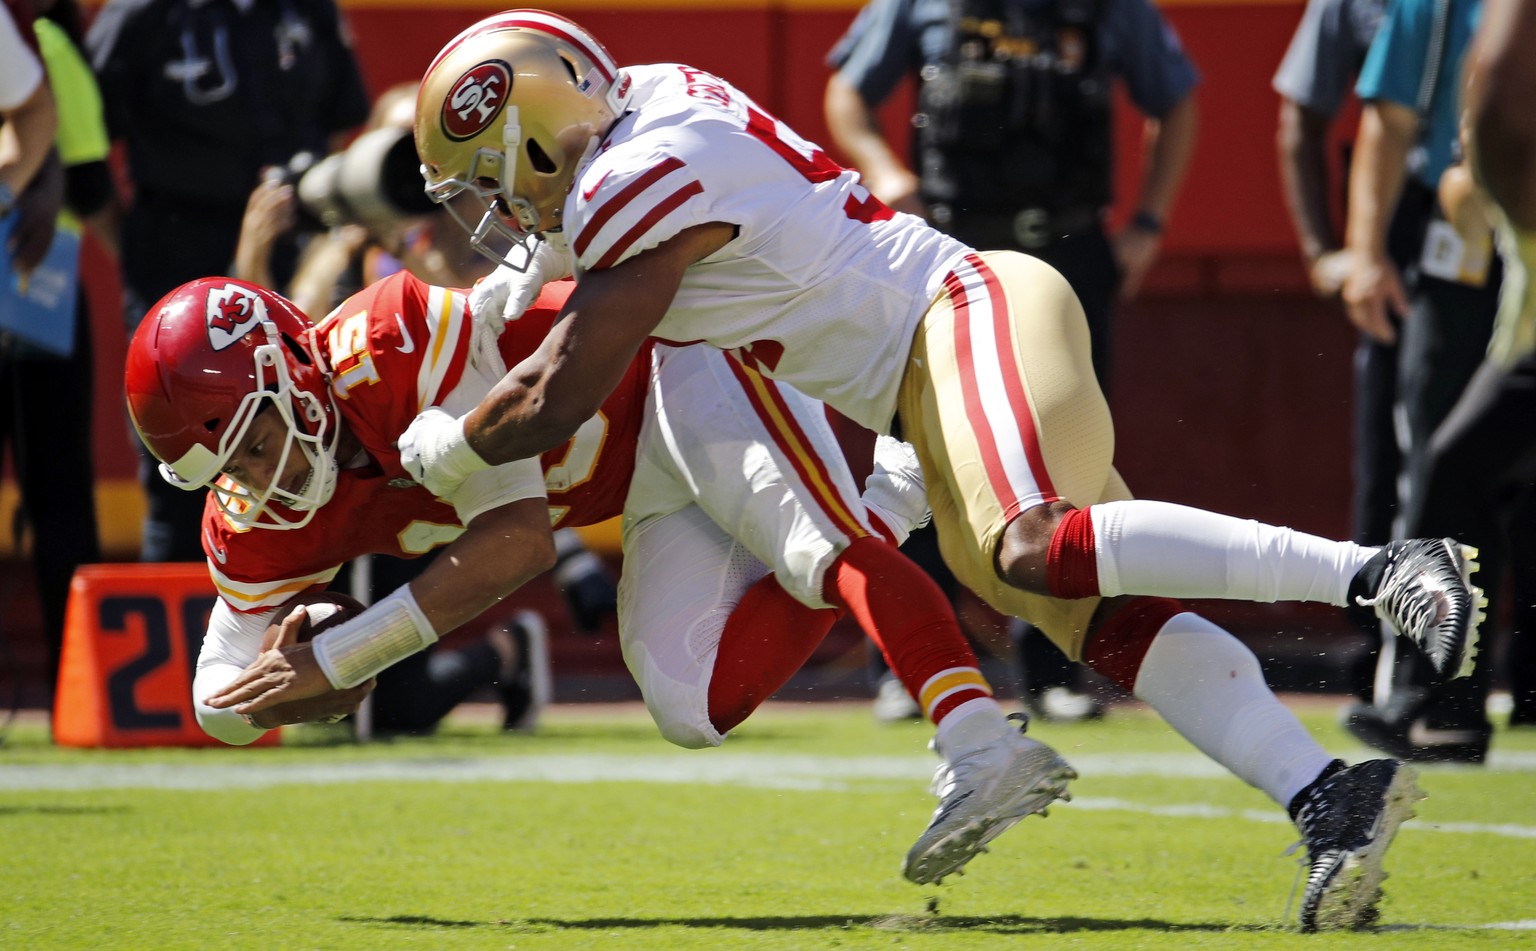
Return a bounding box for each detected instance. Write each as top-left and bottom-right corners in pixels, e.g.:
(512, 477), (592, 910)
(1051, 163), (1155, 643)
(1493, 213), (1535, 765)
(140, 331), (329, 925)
(205, 283), (268, 351)
(443, 60), (512, 141)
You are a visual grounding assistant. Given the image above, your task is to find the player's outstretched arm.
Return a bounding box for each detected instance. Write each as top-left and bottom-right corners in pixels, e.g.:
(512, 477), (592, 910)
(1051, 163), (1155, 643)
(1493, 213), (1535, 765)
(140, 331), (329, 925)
(399, 222), (733, 495)
(203, 497), (556, 714)
(465, 223), (736, 464)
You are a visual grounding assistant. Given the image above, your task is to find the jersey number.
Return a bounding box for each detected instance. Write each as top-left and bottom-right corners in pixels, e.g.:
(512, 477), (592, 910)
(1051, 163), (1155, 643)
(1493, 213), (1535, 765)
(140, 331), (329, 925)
(742, 104), (892, 224)
(327, 310), (381, 397)
(544, 412), (609, 526)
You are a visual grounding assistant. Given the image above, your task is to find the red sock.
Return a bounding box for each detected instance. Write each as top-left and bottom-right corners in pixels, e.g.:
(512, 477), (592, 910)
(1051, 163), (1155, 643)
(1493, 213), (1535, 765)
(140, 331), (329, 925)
(1082, 596), (1185, 694)
(1047, 505), (1101, 598)
(824, 536), (991, 724)
(708, 574), (839, 734)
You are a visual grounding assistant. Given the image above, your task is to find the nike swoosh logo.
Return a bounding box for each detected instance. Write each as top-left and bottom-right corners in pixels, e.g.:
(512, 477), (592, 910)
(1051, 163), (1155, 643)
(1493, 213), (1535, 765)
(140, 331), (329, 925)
(581, 171), (611, 202)
(394, 313), (415, 354)
(204, 527), (228, 564)
(929, 790), (973, 828)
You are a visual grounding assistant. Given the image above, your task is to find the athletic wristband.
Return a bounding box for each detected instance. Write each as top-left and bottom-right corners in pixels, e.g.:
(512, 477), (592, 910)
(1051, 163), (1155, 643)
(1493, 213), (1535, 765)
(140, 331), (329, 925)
(311, 585), (439, 689)
(441, 421), (490, 481)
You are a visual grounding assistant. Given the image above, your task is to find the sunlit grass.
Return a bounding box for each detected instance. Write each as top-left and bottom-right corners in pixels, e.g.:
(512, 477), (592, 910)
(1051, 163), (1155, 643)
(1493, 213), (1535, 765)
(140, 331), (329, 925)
(2, 699), (1533, 949)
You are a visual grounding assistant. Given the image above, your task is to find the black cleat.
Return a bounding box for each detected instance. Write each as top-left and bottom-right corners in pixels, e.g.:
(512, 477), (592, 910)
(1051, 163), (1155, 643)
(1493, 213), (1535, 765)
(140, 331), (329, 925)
(1350, 539), (1486, 679)
(1290, 759), (1423, 931)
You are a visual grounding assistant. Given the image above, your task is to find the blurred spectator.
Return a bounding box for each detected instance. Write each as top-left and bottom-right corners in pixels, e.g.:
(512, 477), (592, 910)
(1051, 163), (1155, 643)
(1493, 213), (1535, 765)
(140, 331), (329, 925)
(86, 0), (370, 562)
(1272, 0), (1434, 703)
(1273, 0), (1406, 601)
(1339, 0), (1514, 761)
(824, 0), (1199, 721)
(1367, 0), (1536, 745)
(2, 0), (110, 702)
(0, 0), (54, 215)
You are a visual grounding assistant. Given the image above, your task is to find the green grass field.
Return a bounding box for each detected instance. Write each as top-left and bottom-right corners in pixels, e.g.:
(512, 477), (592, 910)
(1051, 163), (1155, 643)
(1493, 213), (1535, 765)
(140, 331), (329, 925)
(3, 698), (1533, 950)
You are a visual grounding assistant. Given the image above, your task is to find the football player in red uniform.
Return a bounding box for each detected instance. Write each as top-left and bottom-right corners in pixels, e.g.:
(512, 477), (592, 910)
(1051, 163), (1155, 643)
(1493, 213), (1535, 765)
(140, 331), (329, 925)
(129, 273), (998, 786)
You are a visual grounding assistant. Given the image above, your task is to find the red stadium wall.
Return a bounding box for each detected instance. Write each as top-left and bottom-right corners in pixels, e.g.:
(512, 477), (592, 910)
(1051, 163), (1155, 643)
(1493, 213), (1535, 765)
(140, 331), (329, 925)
(48, 0), (1357, 562)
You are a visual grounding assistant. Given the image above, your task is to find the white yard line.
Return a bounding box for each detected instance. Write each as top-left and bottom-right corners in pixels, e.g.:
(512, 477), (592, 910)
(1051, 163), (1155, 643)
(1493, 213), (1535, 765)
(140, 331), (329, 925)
(3, 749), (1534, 843)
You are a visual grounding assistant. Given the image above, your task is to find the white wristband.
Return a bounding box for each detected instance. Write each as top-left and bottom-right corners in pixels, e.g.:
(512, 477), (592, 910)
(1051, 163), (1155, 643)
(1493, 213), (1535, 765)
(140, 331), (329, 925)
(311, 585), (440, 689)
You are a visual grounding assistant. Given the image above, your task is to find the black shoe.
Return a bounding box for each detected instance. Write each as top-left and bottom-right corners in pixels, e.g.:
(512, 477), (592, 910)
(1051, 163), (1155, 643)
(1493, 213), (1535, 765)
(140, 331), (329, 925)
(1349, 539), (1486, 679)
(495, 611), (551, 732)
(1343, 701), (1491, 764)
(1290, 759), (1423, 932)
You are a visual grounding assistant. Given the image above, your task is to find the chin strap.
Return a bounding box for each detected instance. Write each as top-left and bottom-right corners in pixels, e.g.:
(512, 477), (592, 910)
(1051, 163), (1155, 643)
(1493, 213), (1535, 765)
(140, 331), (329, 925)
(311, 584), (439, 688)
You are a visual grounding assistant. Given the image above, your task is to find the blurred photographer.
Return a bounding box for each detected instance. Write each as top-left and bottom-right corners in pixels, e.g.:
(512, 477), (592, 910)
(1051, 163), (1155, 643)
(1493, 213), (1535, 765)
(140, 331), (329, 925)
(88, 0), (371, 564)
(235, 84), (457, 314)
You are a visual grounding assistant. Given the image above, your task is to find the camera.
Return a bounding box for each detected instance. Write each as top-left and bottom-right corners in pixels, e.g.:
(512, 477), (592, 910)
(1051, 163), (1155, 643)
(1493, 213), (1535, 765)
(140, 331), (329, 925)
(267, 126), (438, 236)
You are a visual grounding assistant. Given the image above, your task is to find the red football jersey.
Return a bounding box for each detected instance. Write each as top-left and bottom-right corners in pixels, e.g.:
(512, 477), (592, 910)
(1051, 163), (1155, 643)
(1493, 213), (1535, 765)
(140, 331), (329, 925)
(203, 271), (649, 612)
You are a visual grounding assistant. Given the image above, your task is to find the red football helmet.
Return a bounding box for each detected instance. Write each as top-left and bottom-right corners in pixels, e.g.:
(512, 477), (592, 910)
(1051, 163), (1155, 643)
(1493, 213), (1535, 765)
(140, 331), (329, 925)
(414, 8), (630, 270)
(124, 277), (341, 531)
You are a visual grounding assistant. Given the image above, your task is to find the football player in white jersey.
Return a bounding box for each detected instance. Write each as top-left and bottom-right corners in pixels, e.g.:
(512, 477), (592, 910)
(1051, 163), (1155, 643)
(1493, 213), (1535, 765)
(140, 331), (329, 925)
(359, 10), (1494, 927)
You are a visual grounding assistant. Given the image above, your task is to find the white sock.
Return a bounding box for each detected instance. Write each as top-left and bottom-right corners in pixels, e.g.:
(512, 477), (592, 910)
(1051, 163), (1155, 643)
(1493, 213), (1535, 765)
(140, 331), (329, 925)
(1132, 612), (1336, 808)
(934, 697), (1010, 760)
(1090, 500), (1377, 606)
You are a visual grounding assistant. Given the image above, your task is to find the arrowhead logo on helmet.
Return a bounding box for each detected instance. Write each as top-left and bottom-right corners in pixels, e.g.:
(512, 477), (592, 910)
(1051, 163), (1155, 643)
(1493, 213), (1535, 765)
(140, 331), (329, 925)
(123, 276), (342, 532)
(206, 282), (269, 350)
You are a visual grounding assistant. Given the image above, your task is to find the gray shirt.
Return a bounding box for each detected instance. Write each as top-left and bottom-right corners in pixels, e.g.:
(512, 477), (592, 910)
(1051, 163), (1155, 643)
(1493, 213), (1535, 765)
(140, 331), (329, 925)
(1272, 0), (1385, 116)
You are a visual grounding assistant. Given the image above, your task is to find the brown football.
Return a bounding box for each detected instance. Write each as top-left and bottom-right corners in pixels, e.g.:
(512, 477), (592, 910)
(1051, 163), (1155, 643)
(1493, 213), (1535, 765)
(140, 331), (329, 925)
(260, 590), (367, 651)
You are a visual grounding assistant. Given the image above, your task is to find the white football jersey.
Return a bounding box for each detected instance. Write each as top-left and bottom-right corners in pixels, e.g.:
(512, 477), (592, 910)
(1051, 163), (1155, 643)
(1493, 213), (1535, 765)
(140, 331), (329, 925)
(564, 63), (970, 432)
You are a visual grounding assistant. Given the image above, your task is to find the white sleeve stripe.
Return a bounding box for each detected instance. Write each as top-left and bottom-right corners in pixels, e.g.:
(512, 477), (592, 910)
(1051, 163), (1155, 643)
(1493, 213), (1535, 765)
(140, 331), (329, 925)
(423, 11), (616, 84)
(211, 566), (340, 611)
(506, 11), (617, 82)
(417, 286), (468, 411)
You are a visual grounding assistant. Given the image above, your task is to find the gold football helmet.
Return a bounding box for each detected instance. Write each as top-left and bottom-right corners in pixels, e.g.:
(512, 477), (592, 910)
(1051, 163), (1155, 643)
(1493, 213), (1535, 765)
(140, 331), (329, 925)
(415, 9), (628, 269)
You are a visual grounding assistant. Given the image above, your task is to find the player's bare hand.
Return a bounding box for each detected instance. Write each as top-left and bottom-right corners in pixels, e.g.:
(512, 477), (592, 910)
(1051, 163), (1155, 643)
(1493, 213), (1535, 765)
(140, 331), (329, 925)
(1342, 253), (1407, 344)
(258, 603), (308, 653)
(244, 679), (375, 729)
(204, 619), (332, 714)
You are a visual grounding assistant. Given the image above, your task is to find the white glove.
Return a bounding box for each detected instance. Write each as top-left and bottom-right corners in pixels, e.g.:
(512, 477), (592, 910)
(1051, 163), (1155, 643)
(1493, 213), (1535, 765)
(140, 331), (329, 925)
(862, 434), (931, 546)
(397, 408), (491, 498)
(468, 236), (574, 328)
